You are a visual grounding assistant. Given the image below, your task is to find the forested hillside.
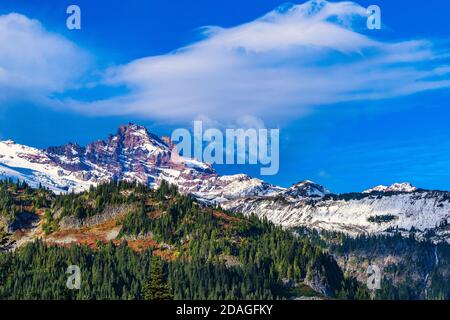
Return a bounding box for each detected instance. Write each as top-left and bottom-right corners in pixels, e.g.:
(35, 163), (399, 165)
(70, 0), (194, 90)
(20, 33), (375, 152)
(0, 180), (366, 300)
(2, 179), (450, 300)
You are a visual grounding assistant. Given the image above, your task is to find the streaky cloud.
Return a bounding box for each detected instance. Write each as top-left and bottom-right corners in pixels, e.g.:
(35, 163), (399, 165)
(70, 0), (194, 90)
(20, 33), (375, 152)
(68, 0), (450, 123)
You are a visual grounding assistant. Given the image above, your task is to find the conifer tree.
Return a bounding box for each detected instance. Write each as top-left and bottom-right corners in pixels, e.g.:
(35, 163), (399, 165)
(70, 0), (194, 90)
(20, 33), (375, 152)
(142, 257), (173, 300)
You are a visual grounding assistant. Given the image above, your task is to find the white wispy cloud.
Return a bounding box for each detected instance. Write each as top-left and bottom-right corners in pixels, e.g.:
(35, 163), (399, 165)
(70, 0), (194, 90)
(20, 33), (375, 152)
(0, 13), (90, 104)
(67, 0), (450, 123)
(1, 1), (450, 125)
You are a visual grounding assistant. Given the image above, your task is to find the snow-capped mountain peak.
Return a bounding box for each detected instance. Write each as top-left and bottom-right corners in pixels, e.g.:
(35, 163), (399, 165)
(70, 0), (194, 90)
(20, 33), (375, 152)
(363, 182), (417, 194)
(0, 124), (281, 202)
(116, 123), (169, 153)
(282, 180), (331, 199)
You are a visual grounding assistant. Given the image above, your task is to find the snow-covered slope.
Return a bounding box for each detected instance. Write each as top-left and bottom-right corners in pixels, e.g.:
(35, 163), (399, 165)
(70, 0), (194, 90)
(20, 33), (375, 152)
(187, 174), (284, 204)
(222, 187), (450, 242)
(0, 140), (95, 193)
(363, 182), (417, 194)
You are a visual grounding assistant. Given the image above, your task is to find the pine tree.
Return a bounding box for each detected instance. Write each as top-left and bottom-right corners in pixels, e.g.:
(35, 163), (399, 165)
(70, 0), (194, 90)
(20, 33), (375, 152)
(142, 257), (173, 300)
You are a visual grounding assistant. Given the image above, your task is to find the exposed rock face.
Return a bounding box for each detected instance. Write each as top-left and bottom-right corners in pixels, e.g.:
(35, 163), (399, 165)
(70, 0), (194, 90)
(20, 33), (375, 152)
(59, 204), (136, 230)
(281, 180), (331, 200)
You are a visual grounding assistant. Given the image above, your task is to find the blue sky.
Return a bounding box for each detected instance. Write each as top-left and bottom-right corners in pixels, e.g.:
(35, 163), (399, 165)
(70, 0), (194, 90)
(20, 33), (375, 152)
(1, 0), (450, 193)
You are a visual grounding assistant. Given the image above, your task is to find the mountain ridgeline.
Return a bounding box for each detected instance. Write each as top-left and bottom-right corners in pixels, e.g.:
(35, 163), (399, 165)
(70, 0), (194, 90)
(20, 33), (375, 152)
(2, 124), (450, 243)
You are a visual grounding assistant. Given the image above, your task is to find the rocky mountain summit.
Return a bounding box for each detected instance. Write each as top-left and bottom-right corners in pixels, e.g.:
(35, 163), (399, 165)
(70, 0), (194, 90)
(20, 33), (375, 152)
(0, 123), (280, 200)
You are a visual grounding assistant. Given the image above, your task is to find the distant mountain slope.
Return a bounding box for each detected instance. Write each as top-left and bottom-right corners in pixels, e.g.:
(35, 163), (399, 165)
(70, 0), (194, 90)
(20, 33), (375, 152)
(223, 185), (450, 242)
